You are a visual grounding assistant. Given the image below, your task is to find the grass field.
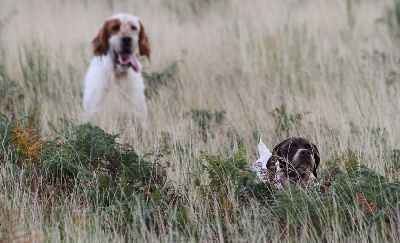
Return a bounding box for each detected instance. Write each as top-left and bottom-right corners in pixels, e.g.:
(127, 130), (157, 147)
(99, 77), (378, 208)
(1, 0), (400, 242)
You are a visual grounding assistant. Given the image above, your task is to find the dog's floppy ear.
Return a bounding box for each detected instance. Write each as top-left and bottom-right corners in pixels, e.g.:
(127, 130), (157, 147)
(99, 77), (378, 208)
(92, 18), (121, 56)
(267, 139), (289, 166)
(273, 139), (291, 158)
(92, 21), (109, 56)
(310, 142), (320, 178)
(266, 155), (274, 167)
(139, 21), (150, 60)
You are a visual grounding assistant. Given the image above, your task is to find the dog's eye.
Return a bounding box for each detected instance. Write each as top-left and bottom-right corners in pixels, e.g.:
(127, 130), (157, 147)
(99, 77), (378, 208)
(112, 25), (120, 31)
(131, 25), (137, 31)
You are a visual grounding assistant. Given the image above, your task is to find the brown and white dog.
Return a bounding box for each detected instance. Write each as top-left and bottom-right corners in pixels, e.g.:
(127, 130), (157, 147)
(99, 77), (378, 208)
(253, 137), (320, 189)
(82, 13), (150, 132)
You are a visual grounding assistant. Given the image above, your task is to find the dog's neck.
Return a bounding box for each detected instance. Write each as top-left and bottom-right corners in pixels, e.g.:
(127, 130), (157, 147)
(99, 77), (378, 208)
(114, 69), (128, 81)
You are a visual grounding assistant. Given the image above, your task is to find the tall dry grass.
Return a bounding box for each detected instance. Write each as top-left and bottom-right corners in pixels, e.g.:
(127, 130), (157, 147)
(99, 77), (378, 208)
(1, 0), (400, 242)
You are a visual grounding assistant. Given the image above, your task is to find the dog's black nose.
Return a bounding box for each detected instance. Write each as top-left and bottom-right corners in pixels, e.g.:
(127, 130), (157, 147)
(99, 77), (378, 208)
(122, 37), (132, 45)
(300, 150), (312, 157)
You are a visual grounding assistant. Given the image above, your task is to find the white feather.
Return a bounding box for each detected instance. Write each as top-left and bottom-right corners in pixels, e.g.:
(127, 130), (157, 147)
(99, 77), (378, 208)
(251, 139), (272, 181)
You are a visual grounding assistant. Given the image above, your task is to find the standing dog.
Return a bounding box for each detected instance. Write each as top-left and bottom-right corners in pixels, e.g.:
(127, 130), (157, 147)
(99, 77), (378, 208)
(82, 13), (150, 132)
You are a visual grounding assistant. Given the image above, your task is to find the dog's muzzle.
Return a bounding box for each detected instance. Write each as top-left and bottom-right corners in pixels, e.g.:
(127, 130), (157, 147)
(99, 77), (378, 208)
(114, 37), (139, 72)
(293, 149), (314, 173)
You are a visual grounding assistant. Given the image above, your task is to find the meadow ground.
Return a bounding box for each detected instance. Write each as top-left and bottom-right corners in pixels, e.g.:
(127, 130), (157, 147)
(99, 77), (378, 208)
(1, 0), (400, 242)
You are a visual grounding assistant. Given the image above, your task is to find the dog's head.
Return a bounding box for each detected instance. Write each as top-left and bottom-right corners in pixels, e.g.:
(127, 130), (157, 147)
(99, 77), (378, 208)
(92, 13), (150, 72)
(267, 136), (320, 188)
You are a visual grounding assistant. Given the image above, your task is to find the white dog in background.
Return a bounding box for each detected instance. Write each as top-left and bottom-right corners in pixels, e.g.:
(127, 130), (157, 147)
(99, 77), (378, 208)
(82, 13), (150, 132)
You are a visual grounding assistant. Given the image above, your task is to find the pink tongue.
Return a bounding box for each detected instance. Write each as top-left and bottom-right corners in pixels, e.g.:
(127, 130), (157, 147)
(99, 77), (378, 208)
(129, 55), (139, 73)
(118, 53), (140, 72)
